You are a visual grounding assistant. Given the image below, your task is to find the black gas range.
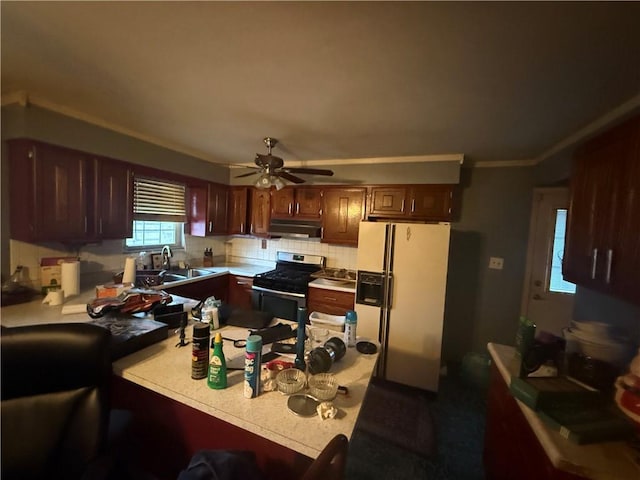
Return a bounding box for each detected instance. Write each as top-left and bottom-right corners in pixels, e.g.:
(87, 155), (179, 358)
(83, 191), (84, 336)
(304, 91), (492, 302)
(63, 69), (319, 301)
(252, 252), (325, 321)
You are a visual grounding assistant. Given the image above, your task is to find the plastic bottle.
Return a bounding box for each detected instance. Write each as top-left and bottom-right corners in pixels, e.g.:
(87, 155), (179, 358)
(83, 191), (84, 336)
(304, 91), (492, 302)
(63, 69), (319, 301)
(294, 307), (307, 371)
(344, 310), (358, 347)
(202, 296), (221, 330)
(243, 335), (262, 398)
(192, 322), (210, 380)
(207, 332), (227, 389)
(515, 315), (536, 357)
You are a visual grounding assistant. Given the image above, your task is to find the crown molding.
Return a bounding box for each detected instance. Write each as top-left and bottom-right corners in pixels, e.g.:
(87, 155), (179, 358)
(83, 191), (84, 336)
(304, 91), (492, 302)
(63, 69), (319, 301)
(534, 93), (640, 164)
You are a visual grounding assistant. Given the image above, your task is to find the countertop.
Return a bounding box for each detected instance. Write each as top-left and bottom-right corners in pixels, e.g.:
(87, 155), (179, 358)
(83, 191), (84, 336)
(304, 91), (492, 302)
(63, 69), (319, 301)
(1, 282), (378, 459)
(308, 278), (356, 294)
(114, 322), (378, 459)
(488, 343), (640, 480)
(148, 262), (274, 290)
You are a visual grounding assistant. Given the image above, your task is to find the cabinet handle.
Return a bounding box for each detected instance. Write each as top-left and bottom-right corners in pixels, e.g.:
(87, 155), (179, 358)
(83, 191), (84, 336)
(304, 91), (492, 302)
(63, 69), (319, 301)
(296, 203), (300, 215)
(99, 218), (103, 235)
(240, 223), (245, 234)
(411, 199), (416, 213)
(590, 248), (598, 280)
(401, 199), (405, 212)
(323, 296), (337, 301)
(209, 221), (213, 232)
(237, 281), (249, 286)
(84, 216), (88, 234)
(288, 203), (293, 215)
(605, 249), (613, 284)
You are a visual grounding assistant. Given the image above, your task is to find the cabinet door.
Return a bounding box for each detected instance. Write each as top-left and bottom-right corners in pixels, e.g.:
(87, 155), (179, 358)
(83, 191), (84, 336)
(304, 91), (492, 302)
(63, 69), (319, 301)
(33, 142), (89, 241)
(96, 157), (133, 239)
(250, 189), (271, 236)
(294, 187), (322, 220)
(271, 188), (295, 219)
(603, 117), (640, 302)
(564, 116), (637, 295)
(228, 275), (254, 309)
(187, 186), (208, 237)
(165, 275), (228, 302)
(228, 187), (249, 235)
(321, 188), (366, 245)
(207, 183), (228, 235)
(369, 187), (407, 217)
(409, 185), (453, 220)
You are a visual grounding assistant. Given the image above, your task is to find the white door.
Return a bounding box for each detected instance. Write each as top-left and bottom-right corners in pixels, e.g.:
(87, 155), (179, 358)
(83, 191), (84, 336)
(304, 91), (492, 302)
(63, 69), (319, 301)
(521, 188), (576, 336)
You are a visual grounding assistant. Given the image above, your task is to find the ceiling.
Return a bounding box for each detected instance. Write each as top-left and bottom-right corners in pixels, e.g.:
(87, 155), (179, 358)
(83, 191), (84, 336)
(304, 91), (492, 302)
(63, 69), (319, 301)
(2, 2), (640, 169)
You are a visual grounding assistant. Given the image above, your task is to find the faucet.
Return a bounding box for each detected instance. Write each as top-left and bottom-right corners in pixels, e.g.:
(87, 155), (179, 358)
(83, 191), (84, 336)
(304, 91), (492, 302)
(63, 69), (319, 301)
(161, 245), (173, 270)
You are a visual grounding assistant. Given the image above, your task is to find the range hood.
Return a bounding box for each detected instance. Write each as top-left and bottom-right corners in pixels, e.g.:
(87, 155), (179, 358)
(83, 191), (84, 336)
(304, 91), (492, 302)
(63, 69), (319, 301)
(268, 219), (322, 238)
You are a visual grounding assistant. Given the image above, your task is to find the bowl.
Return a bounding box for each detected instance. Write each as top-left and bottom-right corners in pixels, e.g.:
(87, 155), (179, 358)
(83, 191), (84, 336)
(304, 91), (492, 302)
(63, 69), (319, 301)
(308, 373), (338, 401)
(276, 368), (306, 395)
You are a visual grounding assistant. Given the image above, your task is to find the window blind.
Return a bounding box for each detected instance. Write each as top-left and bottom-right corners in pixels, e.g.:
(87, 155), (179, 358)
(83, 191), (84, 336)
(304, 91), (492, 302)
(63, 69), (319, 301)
(133, 177), (187, 222)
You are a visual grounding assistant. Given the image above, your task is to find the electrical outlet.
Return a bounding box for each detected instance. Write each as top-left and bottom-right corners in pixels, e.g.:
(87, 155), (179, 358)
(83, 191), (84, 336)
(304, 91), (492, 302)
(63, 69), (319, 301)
(261, 239), (267, 249)
(488, 257), (504, 270)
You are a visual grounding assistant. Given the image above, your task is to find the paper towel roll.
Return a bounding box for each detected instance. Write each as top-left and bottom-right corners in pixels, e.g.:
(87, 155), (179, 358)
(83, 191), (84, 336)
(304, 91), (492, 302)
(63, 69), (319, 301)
(123, 257), (136, 284)
(61, 261), (80, 298)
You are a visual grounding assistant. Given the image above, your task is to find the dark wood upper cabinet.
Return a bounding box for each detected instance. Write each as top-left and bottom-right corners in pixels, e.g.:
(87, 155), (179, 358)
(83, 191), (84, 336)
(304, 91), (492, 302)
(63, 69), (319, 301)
(228, 187), (249, 235)
(208, 183), (228, 235)
(9, 139), (90, 242)
(94, 156), (133, 240)
(250, 188), (271, 236)
(564, 115), (640, 305)
(321, 187), (366, 246)
(271, 187), (321, 220)
(188, 183), (228, 237)
(367, 184), (453, 221)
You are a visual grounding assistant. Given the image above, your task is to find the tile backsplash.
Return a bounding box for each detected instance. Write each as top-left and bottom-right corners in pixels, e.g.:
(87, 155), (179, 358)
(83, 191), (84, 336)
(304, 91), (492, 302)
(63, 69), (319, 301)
(9, 235), (357, 289)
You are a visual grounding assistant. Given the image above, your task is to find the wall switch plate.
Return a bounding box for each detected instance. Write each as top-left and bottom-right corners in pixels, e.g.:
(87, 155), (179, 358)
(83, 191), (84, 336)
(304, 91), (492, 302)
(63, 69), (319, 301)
(489, 257), (504, 270)
(261, 239), (267, 249)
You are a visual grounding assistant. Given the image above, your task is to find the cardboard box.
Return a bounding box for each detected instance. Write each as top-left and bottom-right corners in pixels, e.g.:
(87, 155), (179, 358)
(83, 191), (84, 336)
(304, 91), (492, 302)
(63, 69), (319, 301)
(40, 256), (78, 294)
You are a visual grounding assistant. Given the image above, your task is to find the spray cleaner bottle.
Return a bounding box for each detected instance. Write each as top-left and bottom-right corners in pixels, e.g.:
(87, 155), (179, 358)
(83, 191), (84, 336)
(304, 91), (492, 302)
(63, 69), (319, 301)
(208, 332), (227, 389)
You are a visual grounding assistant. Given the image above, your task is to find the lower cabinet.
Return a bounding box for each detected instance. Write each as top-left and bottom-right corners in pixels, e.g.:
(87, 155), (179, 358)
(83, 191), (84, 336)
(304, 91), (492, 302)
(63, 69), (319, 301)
(111, 375), (311, 480)
(484, 363), (585, 480)
(228, 275), (254, 309)
(306, 287), (355, 316)
(163, 275), (229, 303)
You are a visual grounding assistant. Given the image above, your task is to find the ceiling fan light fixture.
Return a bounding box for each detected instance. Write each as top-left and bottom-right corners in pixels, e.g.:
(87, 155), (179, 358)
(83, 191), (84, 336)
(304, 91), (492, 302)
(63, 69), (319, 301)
(272, 176), (285, 190)
(255, 173), (272, 189)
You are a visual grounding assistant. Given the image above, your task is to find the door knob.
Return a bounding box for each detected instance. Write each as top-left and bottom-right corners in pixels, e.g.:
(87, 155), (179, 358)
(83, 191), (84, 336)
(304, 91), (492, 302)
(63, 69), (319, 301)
(532, 294), (543, 300)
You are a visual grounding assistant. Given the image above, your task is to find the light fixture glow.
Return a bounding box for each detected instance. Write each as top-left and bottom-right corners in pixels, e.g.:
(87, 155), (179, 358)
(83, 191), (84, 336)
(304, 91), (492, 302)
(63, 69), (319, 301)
(255, 173), (286, 190)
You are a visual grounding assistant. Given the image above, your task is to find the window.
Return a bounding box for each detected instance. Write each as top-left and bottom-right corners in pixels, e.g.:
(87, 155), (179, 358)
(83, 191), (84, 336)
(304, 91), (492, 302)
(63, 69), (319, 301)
(125, 177), (186, 250)
(125, 220), (183, 249)
(549, 209), (576, 294)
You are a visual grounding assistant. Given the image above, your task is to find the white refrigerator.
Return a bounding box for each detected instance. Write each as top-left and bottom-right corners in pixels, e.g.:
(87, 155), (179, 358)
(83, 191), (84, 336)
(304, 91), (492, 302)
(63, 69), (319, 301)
(355, 221), (451, 392)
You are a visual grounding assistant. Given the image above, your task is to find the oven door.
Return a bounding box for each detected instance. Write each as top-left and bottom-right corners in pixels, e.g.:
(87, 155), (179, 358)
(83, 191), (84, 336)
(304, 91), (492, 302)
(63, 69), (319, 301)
(251, 286), (306, 322)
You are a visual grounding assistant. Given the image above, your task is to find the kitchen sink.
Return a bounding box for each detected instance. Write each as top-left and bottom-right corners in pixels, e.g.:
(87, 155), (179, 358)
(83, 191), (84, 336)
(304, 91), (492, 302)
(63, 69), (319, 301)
(160, 268), (215, 284)
(311, 277), (355, 287)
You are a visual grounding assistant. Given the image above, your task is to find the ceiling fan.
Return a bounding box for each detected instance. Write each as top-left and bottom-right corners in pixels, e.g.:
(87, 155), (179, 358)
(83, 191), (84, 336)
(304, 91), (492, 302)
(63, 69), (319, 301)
(235, 137), (334, 189)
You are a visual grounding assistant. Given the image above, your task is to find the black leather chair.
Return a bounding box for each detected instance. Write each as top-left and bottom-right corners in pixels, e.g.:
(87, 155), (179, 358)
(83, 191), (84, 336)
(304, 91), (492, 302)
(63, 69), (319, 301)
(1, 323), (113, 480)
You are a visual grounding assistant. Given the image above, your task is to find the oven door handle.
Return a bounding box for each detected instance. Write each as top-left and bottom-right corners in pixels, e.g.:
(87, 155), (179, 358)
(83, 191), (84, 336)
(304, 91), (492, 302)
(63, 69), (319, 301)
(251, 285), (306, 299)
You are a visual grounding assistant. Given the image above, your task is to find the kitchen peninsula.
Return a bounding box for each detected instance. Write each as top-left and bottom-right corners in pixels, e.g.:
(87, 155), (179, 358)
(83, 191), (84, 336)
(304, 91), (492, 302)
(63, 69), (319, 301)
(485, 343), (640, 480)
(0, 272), (378, 479)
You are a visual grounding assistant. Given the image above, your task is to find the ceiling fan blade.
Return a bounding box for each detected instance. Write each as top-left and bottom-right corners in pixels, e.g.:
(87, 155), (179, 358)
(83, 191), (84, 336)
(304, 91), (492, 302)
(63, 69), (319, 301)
(235, 170), (261, 178)
(284, 167), (334, 176)
(277, 171), (306, 184)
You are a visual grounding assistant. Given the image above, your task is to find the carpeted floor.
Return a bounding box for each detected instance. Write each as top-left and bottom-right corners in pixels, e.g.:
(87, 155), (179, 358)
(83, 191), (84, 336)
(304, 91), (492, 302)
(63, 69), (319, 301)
(346, 365), (487, 480)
